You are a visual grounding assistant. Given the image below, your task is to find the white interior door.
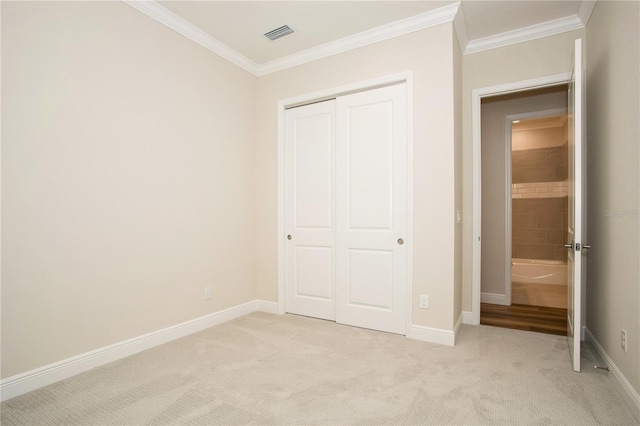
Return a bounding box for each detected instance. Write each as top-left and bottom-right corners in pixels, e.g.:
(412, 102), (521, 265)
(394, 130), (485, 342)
(567, 38), (586, 372)
(285, 100), (336, 321)
(335, 84), (408, 335)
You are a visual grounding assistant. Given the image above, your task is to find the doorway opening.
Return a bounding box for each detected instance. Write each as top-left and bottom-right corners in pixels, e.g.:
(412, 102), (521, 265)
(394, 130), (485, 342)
(477, 85), (570, 336)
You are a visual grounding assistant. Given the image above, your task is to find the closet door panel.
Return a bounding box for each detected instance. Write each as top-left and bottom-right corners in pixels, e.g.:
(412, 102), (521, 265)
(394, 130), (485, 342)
(284, 100), (336, 320)
(347, 102), (393, 230)
(336, 84), (408, 335)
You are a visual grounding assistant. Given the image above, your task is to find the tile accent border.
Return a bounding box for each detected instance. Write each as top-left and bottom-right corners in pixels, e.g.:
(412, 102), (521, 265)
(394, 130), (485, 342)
(512, 181), (568, 199)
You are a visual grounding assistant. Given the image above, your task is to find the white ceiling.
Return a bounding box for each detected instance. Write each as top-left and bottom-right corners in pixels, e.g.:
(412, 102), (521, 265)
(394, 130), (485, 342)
(129, 1), (594, 75)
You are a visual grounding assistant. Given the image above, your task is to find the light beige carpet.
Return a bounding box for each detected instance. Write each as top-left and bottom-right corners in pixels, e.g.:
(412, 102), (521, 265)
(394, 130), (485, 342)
(1, 312), (637, 425)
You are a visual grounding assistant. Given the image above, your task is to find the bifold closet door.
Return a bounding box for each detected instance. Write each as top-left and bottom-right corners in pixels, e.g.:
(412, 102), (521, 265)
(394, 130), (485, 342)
(284, 100), (337, 321)
(284, 83), (408, 334)
(335, 84), (407, 335)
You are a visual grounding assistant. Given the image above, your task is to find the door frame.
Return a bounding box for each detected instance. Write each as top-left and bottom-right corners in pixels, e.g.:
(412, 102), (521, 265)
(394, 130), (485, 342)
(276, 72), (414, 334)
(503, 107), (568, 307)
(470, 73), (571, 325)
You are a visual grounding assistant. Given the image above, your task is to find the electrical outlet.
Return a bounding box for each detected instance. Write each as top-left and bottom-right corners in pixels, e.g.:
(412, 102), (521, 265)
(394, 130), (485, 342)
(621, 329), (627, 352)
(419, 294), (429, 309)
(204, 287), (212, 300)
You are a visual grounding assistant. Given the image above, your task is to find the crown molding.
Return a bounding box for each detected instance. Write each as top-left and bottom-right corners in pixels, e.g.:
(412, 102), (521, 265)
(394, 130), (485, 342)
(464, 14), (585, 55)
(124, 1), (588, 73)
(452, 2), (469, 53)
(255, 2), (460, 76)
(577, 1), (597, 26)
(123, 0), (260, 75)
(124, 0), (459, 77)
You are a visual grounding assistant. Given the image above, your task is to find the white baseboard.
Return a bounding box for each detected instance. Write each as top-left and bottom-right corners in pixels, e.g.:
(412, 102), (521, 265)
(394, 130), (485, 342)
(0, 300), (264, 402)
(585, 328), (640, 422)
(256, 299), (279, 314)
(408, 324), (455, 346)
(481, 292), (508, 305)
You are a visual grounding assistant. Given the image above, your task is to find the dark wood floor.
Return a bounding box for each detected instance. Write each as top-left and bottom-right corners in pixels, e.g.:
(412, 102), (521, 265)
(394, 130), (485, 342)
(481, 303), (568, 336)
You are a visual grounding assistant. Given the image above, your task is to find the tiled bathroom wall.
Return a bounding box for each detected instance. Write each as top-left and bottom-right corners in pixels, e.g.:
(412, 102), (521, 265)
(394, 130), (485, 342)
(512, 144), (568, 183)
(512, 143), (568, 262)
(512, 197), (568, 261)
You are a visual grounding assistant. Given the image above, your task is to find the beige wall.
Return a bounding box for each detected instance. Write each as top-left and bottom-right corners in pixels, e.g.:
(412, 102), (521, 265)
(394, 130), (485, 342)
(255, 24), (460, 330)
(479, 89), (567, 296)
(453, 30), (463, 327)
(585, 0), (640, 396)
(462, 29), (584, 310)
(1, 2), (257, 378)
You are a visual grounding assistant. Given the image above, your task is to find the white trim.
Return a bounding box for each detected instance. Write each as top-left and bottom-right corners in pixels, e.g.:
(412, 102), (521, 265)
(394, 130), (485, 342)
(471, 73), (572, 326)
(256, 300), (279, 314)
(408, 324), (455, 347)
(505, 115), (513, 307)
(464, 15), (585, 55)
(0, 300), (259, 402)
(481, 292), (508, 306)
(586, 328), (640, 422)
(277, 100), (286, 315)
(124, 1), (458, 77)
(405, 77), (415, 338)
(577, 1), (597, 27)
(123, 0), (259, 75)
(452, 2), (469, 53)
(277, 72), (414, 334)
(462, 310), (474, 325)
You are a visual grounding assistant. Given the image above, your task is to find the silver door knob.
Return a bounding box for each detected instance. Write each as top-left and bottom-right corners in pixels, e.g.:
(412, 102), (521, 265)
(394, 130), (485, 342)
(583, 244), (592, 250)
(287, 234), (292, 240)
(564, 243), (573, 249)
(397, 238), (404, 245)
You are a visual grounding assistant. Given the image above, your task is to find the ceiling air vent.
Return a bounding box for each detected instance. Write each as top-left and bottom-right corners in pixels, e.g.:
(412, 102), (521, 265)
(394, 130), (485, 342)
(264, 25), (294, 41)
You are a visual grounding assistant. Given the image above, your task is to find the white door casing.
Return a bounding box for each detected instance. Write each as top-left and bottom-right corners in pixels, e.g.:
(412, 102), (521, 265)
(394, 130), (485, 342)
(335, 84), (408, 335)
(283, 82), (409, 335)
(470, 72), (572, 326)
(567, 38), (586, 372)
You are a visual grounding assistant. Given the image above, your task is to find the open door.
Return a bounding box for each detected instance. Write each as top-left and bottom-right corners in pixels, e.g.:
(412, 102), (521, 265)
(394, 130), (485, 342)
(567, 38), (587, 372)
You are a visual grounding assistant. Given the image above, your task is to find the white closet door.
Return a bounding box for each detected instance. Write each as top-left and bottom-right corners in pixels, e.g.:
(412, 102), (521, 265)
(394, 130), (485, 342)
(284, 100), (336, 321)
(335, 84), (408, 334)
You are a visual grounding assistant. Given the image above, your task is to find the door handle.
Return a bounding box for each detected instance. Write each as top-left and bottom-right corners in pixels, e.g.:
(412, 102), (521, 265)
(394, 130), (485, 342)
(287, 234), (292, 240)
(397, 238), (404, 245)
(583, 244), (591, 250)
(564, 243), (573, 249)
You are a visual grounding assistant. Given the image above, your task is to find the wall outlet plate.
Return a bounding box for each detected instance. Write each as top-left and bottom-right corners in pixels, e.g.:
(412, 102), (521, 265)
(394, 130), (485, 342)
(419, 294), (429, 309)
(205, 287), (212, 300)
